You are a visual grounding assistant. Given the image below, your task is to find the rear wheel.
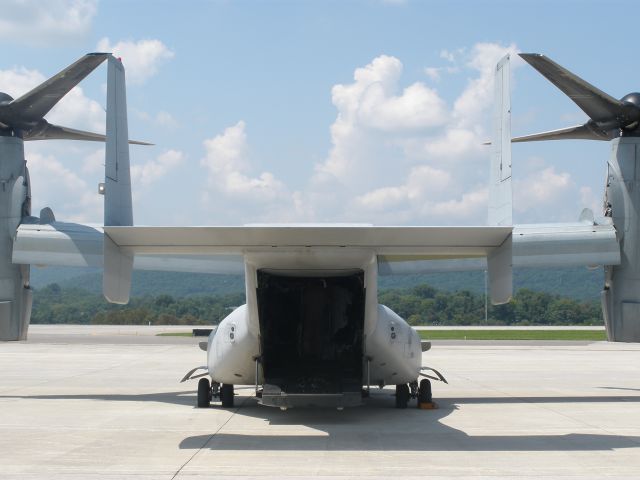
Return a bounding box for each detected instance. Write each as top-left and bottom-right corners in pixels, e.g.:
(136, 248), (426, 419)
(418, 378), (432, 406)
(395, 383), (409, 409)
(220, 383), (234, 408)
(197, 378), (211, 408)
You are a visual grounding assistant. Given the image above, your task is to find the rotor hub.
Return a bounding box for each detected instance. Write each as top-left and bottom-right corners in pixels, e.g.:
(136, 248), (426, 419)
(0, 92), (13, 105)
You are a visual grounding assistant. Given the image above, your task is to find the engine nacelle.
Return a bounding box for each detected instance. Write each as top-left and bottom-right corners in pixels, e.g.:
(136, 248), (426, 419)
(0, 136), (32, 341)
(0, 92), (13, 105)
(619, 92), (640, 133)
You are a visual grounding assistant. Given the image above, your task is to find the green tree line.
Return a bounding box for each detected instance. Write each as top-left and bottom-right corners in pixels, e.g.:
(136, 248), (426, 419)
(31, 284), (244, 326)
(31, 282), (602, 326)
(379, 285), (602, 326)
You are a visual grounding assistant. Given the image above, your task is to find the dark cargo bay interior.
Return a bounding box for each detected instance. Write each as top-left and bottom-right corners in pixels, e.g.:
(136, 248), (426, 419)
(257, 270), (365, 394)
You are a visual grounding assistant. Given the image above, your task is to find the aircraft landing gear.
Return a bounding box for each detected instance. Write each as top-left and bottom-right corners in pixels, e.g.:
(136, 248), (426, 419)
(418, 378), (432, 406)
(395, 383), (409, 409)
(197, 378), (212, 408)
(220, 383), (235, 408)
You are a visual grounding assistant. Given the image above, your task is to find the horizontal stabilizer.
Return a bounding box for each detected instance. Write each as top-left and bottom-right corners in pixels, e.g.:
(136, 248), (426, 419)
(24, 122), (152, 145)
(102, 225), (513, 257)
(519, 53), (624, 123)
(512, 124), (606, 143)
(8, 53), (109, 120)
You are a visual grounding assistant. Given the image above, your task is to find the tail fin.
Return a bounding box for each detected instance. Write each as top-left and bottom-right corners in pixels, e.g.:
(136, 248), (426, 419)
(104, 56), (133, 227)
(487, 54), (513, 304)
(102, 55), (133, 304)
(488, 54), (513, 226)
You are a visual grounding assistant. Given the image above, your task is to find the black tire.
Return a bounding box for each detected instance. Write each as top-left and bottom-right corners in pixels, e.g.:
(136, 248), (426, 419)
(220, 383), (234, 408)
(418, 378), (432, 406)
(395, 383), (409, 409)
(197, 378), (211, 408)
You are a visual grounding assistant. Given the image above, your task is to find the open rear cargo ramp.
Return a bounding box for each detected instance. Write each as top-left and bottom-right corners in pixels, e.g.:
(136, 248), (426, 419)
(257, 269), (365, 408)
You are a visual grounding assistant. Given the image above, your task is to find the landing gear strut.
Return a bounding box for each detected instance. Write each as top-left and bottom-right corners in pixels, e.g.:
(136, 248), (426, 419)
(395, 383), (409, 409)
(220, 383), (235, 408)
(196, 380), (231, 409)
(418, 378), (432, 406)
(197, 378), (212, 408)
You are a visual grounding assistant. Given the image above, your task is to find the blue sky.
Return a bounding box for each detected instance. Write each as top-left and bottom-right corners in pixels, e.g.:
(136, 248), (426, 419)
(0, 0), (636, 226)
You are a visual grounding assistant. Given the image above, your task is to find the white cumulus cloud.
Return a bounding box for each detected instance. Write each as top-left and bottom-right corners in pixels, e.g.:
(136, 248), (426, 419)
(201, 121), (287, 202)
(0, 67), (43, 96)
(512, 161), (582, 221)
(82, 147), (104, 174)
(132, 149), (185, 186)
(311, 43), (521, 225)
(96, 38), (175, 85)
(316, 54), (448, 185)
(26, 151), (102, 223)
(0, 0), (97, 45)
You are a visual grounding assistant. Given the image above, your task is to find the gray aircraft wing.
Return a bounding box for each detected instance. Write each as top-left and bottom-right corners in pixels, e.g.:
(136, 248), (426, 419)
(12, 222), (245, 274)
(7, 53), (109, 121)
(379, 221), (620, 274)
(11, 222), (515, 305)
(519, 53), (623, 124)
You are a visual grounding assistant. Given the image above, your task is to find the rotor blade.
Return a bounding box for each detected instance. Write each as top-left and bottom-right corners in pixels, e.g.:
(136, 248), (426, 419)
(519, 53), (624, 123)
(24, 123), (153, 145)
(512, 124), (606, 143)
(7, 53), (109, 121)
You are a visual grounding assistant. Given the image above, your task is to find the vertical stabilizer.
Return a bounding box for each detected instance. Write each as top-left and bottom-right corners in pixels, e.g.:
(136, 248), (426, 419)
(104, 56), (133, 227)
(488, 54), (513, 226)
(103, 55), (133, 304)
(486, 55), (513, 304)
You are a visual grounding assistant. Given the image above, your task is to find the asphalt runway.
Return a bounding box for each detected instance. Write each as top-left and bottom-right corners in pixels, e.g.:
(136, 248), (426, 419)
(1, 327), (640, 479)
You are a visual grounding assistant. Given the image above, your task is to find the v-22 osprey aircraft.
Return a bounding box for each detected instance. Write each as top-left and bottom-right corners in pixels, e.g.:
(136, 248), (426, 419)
(0, 53), (623, 410)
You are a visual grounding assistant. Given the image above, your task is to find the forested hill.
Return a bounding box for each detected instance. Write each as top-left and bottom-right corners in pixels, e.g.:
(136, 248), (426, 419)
(28, 266), (605, 326)
(30, 266), (604, 301)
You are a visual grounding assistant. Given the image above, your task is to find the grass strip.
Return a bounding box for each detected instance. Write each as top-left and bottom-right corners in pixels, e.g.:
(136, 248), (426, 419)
(417, 329), (606, 341)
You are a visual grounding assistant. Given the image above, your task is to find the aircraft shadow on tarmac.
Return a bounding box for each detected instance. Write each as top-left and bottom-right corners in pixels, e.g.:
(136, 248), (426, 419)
(179, 390), (640, 453)
(4, 389), (640, 452)
(0, 390), (199, 407)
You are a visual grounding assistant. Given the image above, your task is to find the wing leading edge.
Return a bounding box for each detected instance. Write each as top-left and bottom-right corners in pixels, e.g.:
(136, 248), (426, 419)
(102, 225), (512, 256)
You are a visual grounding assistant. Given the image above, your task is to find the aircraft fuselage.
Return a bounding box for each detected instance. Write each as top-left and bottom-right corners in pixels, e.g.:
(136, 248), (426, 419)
(206, 249), (422, 407)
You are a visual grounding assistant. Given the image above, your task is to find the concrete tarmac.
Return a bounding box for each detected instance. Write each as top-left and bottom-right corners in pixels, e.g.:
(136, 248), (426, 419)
(1, 328), (640, 479)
